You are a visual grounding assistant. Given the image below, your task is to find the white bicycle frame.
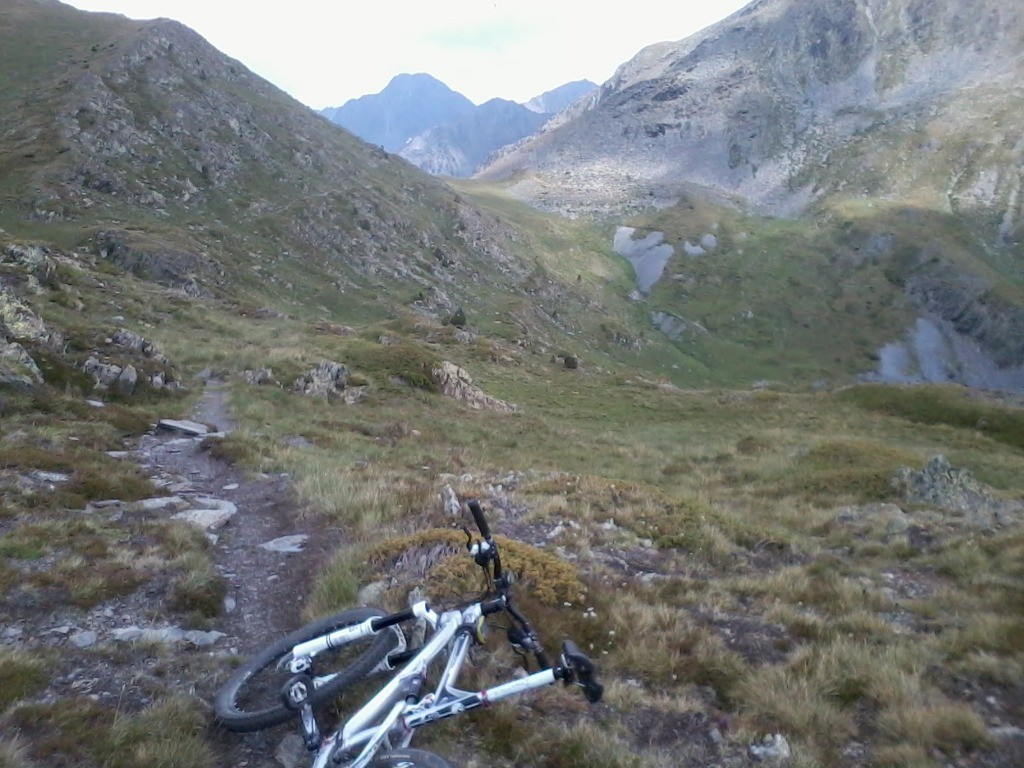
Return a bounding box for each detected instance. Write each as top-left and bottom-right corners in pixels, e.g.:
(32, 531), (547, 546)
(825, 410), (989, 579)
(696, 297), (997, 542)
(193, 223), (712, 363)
(300, 598), (561, 768)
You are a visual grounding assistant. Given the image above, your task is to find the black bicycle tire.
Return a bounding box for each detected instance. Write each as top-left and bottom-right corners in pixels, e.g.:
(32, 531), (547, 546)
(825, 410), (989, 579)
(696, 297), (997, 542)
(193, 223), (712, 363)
(214, 606), (397, 732)
(367, 748), (454, 768)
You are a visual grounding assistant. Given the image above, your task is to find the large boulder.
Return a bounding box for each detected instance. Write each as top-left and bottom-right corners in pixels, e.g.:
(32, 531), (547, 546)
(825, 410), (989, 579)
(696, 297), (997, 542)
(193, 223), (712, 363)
(92, 230), (212, 297)
(82, 356), (123, 388)
(0, 287), (49, 391)
(111, 328), (170, 365)
(2, 243), (57, 287)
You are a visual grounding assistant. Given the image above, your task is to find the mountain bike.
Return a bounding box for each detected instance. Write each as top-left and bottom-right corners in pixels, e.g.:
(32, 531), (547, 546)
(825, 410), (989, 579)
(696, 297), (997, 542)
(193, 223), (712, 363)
(214, 499), (603, 768)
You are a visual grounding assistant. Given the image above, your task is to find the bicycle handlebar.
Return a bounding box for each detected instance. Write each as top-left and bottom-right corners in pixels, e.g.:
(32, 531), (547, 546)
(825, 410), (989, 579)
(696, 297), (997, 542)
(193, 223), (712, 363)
(465, 498), (502, 582)
(466, 499), (492, 540)
(463, 499), (599, 690)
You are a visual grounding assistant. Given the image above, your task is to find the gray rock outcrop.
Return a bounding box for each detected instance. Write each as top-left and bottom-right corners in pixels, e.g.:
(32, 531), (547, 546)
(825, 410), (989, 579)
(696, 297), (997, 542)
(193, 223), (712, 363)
(293, 359), (348, 398)
(82, 356), (139, 395)
(479, 0), (1024, 231)
(893, 455), (1023, 528)
(0, 340), (43, 389)
(431, 361), (517, 412)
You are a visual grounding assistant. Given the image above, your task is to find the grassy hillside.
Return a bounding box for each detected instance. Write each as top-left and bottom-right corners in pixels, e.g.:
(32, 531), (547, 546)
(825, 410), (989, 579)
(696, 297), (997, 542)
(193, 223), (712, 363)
(622, 191), (1024, 385)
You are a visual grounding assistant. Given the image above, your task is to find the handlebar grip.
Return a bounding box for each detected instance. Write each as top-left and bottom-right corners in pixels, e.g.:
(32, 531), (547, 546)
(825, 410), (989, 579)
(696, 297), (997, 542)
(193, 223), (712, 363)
(467, 499), (492, 540)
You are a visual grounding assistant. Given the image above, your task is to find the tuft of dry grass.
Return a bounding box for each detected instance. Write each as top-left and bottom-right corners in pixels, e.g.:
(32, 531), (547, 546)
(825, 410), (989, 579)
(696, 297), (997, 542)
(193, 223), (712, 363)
(24, 553), (145, 609)
(107, 695), (215, 768)
(0, 736), (34, 768)
(363, 528), (586, 607)
(522, 720), (643, 768)
(775, 439), (922, 503)
(739, 664), (857, 763)
(877, 699), (991, 756)
(285, 455), (440, 534)
(167, 550), (226, 619)
(603, 602), (748, 701)
(0, 649), (49, 711)
(303, 547), (361, 619)
(5, 694), (214, 768)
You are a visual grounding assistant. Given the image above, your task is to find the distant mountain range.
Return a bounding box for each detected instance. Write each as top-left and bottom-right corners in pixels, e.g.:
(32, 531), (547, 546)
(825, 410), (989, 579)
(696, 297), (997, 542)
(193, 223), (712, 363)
(320, 74), (597, 177)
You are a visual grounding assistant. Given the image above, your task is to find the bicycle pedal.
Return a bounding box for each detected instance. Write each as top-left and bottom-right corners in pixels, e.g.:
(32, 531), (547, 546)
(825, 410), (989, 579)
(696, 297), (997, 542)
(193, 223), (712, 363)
(281, 673), (315, 710)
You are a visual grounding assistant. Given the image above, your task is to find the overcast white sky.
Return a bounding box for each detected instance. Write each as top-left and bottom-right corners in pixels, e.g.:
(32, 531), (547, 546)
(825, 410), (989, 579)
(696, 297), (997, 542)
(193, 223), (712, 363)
(65, 0), (751, 110)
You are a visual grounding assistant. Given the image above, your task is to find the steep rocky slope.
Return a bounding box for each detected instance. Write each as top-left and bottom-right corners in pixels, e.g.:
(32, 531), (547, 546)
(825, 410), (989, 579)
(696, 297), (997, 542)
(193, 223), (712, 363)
(478, 0), (1024, 389)
(523, 79), (598, 115)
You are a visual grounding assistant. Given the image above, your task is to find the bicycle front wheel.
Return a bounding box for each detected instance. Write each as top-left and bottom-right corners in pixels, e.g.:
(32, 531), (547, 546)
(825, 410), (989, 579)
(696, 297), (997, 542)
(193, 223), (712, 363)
(214, 606), (399, 732)
(368, 749), (454, 768)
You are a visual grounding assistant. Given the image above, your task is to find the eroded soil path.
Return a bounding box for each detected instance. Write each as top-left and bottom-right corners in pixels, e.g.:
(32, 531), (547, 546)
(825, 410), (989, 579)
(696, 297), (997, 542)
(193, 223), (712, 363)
(106, 380), (340, 767)
(161, 381), (345, 767)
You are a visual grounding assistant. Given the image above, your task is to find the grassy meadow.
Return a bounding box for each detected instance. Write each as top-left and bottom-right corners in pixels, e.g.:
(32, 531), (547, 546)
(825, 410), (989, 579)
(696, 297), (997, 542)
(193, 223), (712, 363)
(152, 300), (1024, 767)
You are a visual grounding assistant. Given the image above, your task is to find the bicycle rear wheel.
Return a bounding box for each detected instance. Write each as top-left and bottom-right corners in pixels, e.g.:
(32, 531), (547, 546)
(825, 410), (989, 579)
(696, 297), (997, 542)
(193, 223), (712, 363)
(367, 749), (453, 768)
(214, 607), (399, 732)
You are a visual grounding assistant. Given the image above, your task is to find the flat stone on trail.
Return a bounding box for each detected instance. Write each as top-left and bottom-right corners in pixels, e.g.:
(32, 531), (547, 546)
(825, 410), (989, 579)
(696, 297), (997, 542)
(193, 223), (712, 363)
(136, 495), (187, 511)
(112, 626), (225, 646)
(259, 534), (309, 553)
(172, 499), (237, 531)
(70, 630), (98, 648)
(275, 733), (308, 768)
(193, 497), (238, 514)
(157, 418), (209, 436)
(112, 627), (143, 642)
(183, 629), (226, 646)
(31, 470), (70, 483)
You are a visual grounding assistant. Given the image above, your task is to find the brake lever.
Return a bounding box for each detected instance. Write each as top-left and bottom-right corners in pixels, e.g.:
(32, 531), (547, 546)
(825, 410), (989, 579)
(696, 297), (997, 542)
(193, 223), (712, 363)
(506, 625), (531, 668)
(560, 639), (604, 704)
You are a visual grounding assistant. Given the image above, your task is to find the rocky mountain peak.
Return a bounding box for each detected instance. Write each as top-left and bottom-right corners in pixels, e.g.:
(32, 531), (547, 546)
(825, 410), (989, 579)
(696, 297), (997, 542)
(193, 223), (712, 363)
(320, 73), (476, 153)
